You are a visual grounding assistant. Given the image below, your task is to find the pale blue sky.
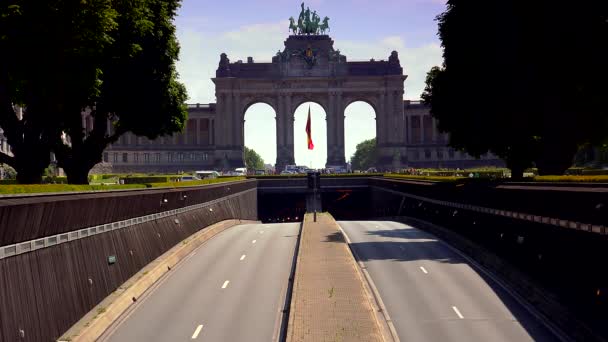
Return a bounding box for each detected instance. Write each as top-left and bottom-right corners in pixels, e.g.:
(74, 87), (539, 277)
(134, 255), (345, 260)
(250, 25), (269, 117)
(175, 0), (445, 168)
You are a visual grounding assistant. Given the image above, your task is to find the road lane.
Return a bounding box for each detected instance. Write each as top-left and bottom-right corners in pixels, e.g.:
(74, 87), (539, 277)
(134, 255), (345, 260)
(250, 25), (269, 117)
(339, 220), (559, 342)
(103, 222), (299, 342)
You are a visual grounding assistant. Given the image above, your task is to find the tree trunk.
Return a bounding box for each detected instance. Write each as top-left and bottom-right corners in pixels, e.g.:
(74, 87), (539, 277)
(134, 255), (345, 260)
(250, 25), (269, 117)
(535, 140), (578, 176)
(14, 150), (48, 184)
(16, 167), (43, 184)
(506, 158), (528, 180)
(65, 165), (91, 185)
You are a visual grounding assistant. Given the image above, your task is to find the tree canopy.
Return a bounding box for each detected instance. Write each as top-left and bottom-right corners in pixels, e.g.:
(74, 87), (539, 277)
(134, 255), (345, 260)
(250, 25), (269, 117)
(422, 0), (608, 177)
(244, 147), (264, 170)
(0, 0), (187, 183)
(350, 138), (377, 171)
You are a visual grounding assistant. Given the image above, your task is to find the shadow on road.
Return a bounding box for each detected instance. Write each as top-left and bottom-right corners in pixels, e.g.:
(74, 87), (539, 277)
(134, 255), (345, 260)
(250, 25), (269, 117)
(340, 220), (560, 342)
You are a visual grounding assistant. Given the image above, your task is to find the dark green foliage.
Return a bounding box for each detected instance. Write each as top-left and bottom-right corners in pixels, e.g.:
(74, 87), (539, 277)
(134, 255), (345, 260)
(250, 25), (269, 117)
(422, 0), (608, 177)
(0, 0), (187, 184)
(350, 138), (377, 171)
(244, 147), (264, 170)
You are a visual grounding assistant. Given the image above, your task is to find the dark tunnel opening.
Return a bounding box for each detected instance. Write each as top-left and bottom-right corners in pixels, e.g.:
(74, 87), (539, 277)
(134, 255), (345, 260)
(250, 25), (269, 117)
(257, 189), (373, 223)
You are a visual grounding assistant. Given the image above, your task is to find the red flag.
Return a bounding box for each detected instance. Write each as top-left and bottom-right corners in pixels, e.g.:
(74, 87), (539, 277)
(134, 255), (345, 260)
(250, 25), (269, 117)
(305, 106), (314, 150)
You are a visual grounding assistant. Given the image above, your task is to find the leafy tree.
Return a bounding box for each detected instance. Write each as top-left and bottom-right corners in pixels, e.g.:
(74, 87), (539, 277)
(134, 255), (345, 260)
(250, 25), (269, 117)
(1, 0), (187, 184)
(350, 138), (377, 171)
(244, 147), (264, 170)
(422, 0), (608, 178)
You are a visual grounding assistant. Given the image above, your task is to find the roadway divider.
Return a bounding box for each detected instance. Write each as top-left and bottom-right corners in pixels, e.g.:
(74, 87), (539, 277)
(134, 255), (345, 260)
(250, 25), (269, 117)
(59, 219), (257, 342)
(286, 213), (387, 342)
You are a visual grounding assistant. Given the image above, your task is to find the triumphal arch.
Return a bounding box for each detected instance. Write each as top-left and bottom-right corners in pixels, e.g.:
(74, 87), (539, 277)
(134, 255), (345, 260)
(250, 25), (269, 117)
(212, 6), (408, 171)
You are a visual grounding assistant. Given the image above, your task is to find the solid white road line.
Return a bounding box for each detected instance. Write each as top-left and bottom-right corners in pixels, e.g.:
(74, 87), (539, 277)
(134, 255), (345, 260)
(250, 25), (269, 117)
(222, 280), (230, 289)
(452, 306), (464, 319)
(252, 240), (257, 244)
(191, 324), (203, 339)
(419, 266), (428, 274)
(240, 254), (246, 261)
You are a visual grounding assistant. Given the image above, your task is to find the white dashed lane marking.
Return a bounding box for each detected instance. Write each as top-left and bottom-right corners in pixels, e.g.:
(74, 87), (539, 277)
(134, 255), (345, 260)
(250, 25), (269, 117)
(191, 324), (203, 339)
(452, 306), (464, 319)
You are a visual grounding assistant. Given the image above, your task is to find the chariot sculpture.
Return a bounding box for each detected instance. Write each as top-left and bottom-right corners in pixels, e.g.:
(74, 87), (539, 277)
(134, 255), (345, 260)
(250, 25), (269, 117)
(289, 2), (330, 35)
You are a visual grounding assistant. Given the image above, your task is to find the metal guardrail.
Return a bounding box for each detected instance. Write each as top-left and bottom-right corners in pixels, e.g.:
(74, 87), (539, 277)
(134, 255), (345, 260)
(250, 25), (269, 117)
(0, 188), (256, 260)
(373, 186), (606, 235)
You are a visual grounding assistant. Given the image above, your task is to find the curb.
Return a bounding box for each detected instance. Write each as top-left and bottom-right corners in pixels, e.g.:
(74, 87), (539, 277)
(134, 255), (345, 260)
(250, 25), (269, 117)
(337, 223), (400, 342)
(58, 219), (256, 342)
(285, 217), (307, 342)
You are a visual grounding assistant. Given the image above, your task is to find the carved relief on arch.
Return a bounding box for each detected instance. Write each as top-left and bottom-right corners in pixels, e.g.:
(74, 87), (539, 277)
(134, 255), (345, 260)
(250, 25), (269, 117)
(239, 95), (278, 118)
(288, 94), (329, 116)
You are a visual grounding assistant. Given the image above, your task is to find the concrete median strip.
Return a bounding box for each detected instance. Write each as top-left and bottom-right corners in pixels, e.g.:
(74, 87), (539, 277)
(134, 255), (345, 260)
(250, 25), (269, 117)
(58, 219), (256, 342)
(286, 213), (387, 342)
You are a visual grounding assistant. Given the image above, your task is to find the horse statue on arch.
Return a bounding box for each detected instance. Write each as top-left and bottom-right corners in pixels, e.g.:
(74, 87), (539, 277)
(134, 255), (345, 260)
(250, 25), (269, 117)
(289, 17), (298, 35)
(319, 17), (330, 35)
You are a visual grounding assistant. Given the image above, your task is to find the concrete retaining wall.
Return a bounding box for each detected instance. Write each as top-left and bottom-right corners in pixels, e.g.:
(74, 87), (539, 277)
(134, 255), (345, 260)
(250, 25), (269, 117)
(0, 182), (257, 342)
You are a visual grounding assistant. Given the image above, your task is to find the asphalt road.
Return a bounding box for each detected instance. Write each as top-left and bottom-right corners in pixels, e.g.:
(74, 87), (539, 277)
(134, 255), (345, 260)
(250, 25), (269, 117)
(103, 222), (299, 342)
(339, 220), (559, 342)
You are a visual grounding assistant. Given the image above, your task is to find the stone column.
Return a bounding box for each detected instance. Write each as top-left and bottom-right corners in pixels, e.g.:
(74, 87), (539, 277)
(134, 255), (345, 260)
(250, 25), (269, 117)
(183, 120), (189, 145)
(336, 93), (346, 165)
(275, 95), (285, 169)
(420, 113), (426, 143)
(285, 94), (294, 165)
(377, 92), (386, 145)
(209, 119), (214, 145)
(195, 119), (200, 145)
(325, 93), (336, 166)
(407, 115), (412, 144)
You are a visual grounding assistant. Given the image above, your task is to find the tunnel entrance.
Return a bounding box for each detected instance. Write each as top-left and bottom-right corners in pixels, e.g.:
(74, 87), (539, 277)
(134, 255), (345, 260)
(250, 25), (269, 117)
(257, 189), (372, 223)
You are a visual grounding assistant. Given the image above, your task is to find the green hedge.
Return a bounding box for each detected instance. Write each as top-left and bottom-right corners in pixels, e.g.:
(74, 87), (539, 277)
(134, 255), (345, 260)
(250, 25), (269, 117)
(148, 177), (244, 188)
(384, 174), (464, 182)
(533, 175), (608, 183)
(565, 168), (608, 176)
(120, 176), (180, 184)
(0, 177), (246, 194)
(0, 184), (146, 194)
(0, 179), (18, 185)
(42, 176), (68, 184)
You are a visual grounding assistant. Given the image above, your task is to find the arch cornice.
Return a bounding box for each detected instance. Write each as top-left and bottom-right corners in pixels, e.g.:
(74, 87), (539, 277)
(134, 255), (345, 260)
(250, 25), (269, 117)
(239, 95), (279, 119)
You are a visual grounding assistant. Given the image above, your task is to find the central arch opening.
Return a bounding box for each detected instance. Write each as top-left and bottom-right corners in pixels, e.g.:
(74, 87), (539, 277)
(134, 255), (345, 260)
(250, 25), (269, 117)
(293, 102), (327, 169)
(244, 103), (277, 172)
(345, 101), (377, 171)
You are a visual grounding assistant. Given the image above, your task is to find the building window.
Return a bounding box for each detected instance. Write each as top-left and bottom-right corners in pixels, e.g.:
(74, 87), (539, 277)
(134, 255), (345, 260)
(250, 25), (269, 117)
(424, 149), (431, 160)
(190, 153), (195, 161)
(103, 153), (109, 162)
(134, 153), (139, 164)
(113, 153), (118, 163)
(203, 153), (208, 161)
(412, 150), (419, 160)
(437, 149), (443, 159)
(144, 153), (150, 163)
(168, 152), (173, 162)
(178, 153), (184, 162)
(155, 153), (161, 163)
(448, 148), (455, 159)
(122, 153), (128, 163)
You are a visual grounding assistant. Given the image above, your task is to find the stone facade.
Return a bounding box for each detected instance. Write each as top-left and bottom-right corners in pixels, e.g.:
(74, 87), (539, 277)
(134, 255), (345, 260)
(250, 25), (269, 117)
(102, 34), (503, 172)
(103, 104), (216, 173)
